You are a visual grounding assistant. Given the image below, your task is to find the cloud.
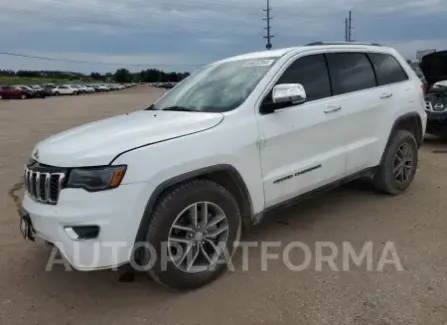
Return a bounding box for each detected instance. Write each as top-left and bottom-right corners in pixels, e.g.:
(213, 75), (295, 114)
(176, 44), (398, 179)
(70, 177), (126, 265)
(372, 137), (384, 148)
(0, 0), (446, 72)
(387, 38), (447, 58)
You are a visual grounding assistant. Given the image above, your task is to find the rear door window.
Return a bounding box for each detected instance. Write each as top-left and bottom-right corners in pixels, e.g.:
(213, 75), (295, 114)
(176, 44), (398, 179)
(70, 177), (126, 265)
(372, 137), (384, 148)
(369, 53), (409, 85)
(326, 52), (377, 95)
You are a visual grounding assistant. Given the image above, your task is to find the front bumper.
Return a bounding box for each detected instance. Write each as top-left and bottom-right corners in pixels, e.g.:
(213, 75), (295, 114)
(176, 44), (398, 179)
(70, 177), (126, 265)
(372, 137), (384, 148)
(425, 111), (447, 136)
(22, 181), (154, 271)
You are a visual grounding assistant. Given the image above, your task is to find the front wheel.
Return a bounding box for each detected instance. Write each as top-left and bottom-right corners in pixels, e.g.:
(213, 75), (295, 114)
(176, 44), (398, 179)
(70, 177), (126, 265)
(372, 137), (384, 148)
(373, 130), (418, 195)
(142, 179), (241, 291)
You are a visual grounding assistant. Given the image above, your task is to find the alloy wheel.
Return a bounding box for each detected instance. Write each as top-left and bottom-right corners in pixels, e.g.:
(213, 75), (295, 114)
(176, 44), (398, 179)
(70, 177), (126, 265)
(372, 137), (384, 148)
(393, 142), (415, 184)
(168, 201), (229, 274)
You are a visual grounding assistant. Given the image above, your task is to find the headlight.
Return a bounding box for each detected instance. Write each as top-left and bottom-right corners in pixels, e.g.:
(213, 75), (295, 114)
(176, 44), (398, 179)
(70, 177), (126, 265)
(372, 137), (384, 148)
(66, 165), (127, 192)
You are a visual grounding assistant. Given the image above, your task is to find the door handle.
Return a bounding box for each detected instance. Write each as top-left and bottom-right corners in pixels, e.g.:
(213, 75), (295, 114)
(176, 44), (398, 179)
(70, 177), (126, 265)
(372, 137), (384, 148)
(380, 92), (393, 99)
(324, 105), (342, 113)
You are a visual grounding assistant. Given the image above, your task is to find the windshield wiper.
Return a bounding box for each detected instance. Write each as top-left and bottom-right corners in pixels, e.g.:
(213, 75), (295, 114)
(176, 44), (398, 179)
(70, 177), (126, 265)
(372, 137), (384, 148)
(162, 106), (199, 112)
(144, 104), (156, 110)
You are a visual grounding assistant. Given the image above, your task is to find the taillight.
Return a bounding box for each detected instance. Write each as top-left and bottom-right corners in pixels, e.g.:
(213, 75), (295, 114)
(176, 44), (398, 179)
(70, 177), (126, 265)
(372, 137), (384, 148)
(421, 84), (427, 95)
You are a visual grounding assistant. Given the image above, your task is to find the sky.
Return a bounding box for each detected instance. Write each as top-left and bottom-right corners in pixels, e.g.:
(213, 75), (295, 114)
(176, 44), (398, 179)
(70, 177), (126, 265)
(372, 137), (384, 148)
(0, 0), (446, 73)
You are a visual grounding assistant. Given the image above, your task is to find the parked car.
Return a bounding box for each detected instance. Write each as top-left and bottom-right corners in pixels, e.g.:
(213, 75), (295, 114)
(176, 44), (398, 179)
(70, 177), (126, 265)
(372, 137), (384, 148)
(33, 85), (54, 97)
(52, 85), (79, 96)
(20, 42), (426, 291)
(90, 84), (102, 92)
(17, 85), (47, 98)
(420, 50), (447, 137)
(97, 84), (109, 92)
(70, 84), (88, 94)
(0, 85), (31, 99)
(84, 85), (95, 93)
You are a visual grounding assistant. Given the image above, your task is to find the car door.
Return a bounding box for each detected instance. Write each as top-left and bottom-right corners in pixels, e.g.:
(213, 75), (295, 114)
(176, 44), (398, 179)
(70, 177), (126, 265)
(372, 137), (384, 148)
(367, 53), (416, 166)
(325, 52), (385, 175)
(12, 86), (23, 98)
(256, 53), (347, 208)
(1, 86), (11, 98)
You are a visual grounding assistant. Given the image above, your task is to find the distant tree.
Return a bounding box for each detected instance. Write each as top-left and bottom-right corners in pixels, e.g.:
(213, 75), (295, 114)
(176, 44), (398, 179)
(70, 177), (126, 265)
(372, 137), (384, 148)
(0, 69), (15, 76)
(1, 67), (190, 84)
(104, 72), (114, 81)
(90, 72), (103, 80)
(114, 68), (132, 83)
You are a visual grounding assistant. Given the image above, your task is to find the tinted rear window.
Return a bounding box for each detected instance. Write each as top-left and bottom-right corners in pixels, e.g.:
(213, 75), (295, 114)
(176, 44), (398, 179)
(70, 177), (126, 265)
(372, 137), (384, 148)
(369, 53), (408, 85)
(326, 53), (376, 95)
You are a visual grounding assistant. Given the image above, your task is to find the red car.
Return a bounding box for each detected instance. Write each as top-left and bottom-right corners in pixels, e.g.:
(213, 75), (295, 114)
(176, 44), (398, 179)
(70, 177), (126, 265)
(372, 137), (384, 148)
(0, 85), (32, 99)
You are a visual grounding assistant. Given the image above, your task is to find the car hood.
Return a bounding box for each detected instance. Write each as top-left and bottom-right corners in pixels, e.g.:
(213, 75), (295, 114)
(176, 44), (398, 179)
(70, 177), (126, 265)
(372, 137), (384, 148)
(420, 51), (447, 86)
(32, 110), (224, 167)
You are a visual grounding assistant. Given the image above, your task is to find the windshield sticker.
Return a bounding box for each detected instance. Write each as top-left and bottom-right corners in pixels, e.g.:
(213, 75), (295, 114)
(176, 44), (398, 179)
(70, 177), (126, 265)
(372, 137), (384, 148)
(242, 59), (274, 67)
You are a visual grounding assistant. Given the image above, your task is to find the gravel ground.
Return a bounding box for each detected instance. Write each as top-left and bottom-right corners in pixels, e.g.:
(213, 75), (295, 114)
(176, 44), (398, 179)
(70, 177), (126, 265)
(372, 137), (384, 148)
(0, 86), (447, 325)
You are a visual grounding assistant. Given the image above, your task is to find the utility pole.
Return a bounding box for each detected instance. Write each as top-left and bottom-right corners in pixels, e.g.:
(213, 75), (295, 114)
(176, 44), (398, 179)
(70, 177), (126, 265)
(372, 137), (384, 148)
(263, 0), (273, 50)
(345, 18), (348, 42)
(347, 10), (353, 42)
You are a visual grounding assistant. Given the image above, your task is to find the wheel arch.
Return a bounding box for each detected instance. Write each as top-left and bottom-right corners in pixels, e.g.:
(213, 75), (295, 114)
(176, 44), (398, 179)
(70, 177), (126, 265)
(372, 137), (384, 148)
(134, 164), (254, 244)
(380, 112), (423, 164)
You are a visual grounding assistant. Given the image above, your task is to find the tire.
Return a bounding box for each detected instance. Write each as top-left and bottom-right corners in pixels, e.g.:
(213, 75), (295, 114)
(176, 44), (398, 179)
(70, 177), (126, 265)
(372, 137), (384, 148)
(21, 94), (26, 99)
(55, 92), (60, 96)
(142, 179), (241, 291)
(373, 130), (418, 195)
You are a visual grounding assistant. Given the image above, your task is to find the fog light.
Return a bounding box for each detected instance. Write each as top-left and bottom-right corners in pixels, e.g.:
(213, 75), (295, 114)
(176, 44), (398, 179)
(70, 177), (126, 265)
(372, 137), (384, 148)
(64, 225), (100, 240)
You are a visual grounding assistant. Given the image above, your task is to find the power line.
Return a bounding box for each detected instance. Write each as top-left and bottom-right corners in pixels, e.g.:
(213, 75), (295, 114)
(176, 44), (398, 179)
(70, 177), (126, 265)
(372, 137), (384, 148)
(0, 52), (205, 68)
(263, 0), (273, 50)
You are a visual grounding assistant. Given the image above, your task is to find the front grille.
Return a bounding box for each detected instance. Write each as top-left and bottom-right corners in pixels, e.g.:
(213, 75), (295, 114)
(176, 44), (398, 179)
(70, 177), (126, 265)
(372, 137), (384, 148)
(426, 101), (447, 112)
(24, 164), (66, 205)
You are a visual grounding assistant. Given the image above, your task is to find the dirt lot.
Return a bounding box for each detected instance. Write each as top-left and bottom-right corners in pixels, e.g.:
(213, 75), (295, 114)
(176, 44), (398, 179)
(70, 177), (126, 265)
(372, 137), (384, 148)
(1, 86), (447, 325)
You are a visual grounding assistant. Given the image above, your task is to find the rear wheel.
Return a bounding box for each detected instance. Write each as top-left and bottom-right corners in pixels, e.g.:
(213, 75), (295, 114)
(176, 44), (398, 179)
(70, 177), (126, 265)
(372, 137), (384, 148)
(373, 130), (418, 195)
(142, 179), (241, 291)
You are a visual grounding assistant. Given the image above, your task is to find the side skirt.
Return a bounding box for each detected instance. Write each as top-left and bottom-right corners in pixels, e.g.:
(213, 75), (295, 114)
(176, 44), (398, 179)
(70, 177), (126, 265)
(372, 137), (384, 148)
(252, 167), (378, 225)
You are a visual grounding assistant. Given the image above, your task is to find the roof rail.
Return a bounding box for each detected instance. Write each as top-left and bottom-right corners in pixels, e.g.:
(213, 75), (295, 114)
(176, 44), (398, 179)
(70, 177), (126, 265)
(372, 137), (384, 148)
(306, 41), (382, 46)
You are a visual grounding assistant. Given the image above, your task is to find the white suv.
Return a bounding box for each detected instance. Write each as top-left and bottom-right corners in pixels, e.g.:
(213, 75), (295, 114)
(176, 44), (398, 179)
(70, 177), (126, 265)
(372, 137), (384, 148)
(20, 43), (427, 290)
(52, 85), (78, 96)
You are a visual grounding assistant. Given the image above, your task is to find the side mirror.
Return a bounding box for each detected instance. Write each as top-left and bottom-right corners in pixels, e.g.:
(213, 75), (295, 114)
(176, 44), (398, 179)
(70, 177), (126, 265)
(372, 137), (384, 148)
(272, 83), (307, 106)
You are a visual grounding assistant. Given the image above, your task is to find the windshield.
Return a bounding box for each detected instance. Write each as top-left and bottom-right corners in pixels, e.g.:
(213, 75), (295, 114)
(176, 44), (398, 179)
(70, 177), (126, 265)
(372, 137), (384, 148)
(150, 57), (278, 113)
